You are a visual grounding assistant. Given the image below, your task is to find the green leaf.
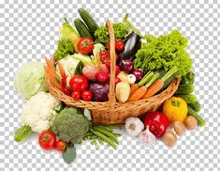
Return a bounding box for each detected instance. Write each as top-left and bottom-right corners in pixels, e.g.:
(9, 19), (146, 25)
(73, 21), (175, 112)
(74, 61), (83, 75)
(14, 125), (32, 142)
(62, 145), (77, 164)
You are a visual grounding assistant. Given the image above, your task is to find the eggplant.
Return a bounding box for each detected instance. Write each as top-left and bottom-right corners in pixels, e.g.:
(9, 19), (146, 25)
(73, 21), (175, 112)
(119, 32), (141, 62)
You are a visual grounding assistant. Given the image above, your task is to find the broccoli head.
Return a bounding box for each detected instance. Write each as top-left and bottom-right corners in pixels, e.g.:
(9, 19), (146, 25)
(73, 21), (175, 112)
(51, 107), (90, 144)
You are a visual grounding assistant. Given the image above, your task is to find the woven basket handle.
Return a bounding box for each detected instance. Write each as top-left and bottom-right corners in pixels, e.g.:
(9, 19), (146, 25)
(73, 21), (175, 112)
(106, 20), (116, 104)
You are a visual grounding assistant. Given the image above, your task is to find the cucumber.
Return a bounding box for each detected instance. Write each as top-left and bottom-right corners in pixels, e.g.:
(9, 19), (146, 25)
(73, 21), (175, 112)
(187, 106), (206, 126)
(176, 94), (197, 104)
(175, 84), (195, 95)
(188, 101), (201, 112)
(74, 18), (93, 39)
(78, 8), (99, 35)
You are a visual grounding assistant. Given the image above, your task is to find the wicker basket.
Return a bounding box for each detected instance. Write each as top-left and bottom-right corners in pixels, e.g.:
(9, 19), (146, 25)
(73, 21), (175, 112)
(45, 19), (180, 125)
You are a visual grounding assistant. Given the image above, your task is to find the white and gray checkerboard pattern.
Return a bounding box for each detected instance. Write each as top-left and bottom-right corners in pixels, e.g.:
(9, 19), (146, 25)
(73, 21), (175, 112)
(0, 0), (219, 170)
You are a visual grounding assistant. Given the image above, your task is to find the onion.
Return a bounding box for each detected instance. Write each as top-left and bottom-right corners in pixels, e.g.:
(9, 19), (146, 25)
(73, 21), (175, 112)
(119, 60), (134, 73)
(132, 69), (144, 82)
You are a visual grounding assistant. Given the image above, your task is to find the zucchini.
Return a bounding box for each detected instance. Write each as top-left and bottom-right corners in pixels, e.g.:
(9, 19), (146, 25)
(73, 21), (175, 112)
(187, 106), (206, 126)
(175, 84), (195, 95)
(188, 101), (201, 112)
(74, 18), (93, 39)
(176, 94), (197, 104)
(78, 8), (99, 35)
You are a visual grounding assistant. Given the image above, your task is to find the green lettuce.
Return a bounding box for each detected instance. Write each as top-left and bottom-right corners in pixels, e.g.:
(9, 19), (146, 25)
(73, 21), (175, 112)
(134, 30), (192, 77)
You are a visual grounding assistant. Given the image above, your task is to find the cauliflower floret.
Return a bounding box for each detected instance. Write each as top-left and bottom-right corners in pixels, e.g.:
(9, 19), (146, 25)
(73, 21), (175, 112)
(21, 92), (61, 133)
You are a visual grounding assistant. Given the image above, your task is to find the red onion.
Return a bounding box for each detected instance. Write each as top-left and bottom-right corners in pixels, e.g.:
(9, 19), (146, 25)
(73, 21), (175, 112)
(119, 60), (134, 73)
(132, 69), (144, 82)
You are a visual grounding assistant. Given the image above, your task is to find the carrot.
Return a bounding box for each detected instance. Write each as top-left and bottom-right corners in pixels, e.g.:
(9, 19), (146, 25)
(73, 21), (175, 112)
(142, 79), (164, 99)
(57, 62), (66, 77)
(128, 73), (160, 101)
(45, 57), (60, 79)
(143, 66), (178, 99)
(130, 71), (154, 95)
(130, 84), (139, 94)
(45, 67), (61, 89)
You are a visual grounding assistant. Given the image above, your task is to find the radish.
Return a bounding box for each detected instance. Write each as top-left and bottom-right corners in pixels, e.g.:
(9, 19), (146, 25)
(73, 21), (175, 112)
(82, 64), (98, 81)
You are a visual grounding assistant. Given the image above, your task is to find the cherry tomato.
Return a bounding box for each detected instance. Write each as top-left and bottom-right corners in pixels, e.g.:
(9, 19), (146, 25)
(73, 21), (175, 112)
(38, 130), (56, 150)
(143, 111), (170, 138)
(105, 60), (111, 68)
(82, 90), (92, 101)
(115, 77), (121, 85)
(69, 75), (88, 92)
(115, 39), (124, 51)
(72, 91), (81, 101)
(96, 71), (108, 83)
(56, 140), (67, 151)
(115, 65), (120, 75)
(78, 37), (94, 55)
(106, 41), (110, 49)
(100, 50), (109, 63)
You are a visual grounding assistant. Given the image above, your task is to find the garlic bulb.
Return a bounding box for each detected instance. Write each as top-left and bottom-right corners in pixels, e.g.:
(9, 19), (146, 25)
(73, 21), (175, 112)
(139, 126), (156, 147)
(127, 74), (136, 84)
(125, 117), (144, 136)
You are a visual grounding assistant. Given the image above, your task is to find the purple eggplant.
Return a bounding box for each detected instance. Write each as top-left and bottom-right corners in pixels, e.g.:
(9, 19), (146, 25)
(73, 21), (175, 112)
(119, 32), (141, 62)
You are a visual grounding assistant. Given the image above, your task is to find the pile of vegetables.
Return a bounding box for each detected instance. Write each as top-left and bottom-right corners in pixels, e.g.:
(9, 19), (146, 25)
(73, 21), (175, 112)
(13, 8), (205, 164)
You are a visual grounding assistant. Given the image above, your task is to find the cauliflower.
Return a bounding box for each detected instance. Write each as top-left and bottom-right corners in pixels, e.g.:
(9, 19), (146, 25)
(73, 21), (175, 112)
(21, 92), (61, 132)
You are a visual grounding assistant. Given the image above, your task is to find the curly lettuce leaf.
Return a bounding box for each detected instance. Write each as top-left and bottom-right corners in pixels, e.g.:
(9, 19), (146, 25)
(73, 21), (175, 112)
(134, 30), (192, 77)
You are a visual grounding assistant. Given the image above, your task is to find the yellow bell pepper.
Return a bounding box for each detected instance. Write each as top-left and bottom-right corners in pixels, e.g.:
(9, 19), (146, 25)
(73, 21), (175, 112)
(163, 97), (187, 122)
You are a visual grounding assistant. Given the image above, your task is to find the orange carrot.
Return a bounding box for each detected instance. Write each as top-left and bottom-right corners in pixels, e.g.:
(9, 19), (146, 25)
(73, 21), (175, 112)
(142, 66), (178, 99)
(45, 57), (60, 79)
(128, 73), (160, 101)
(128, 86), (148, 101)
(142, 79), (164, 99)
(45, 67), (61, 89)
(130, 84), (139, 94)
(57, 62), (66, 78)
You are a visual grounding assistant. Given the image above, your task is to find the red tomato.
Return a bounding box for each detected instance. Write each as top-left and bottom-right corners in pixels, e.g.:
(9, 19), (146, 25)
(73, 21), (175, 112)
(115, 39), (124, 51)
(105, 60), (111, 68)
(72, 91), (81, 101)
(143, 111), (170, 138)
(69, 75), (88, 92)
(100, 50), (109, 63)
(82, 90), (92, 101)
(78, 37), (94, 55)
(115, 65), (120, 75)
(106, 41), (110, 49)
(56, 140), (67, 151)
(96, 71), (108, 83)
(38, 130), (56, 150)
(115, 77), (121, 85)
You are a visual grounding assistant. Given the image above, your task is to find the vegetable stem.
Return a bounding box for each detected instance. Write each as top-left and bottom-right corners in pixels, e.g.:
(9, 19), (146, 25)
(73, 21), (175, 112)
(161, 66), (178, 83)
(138, 71), (154, 86)
(145, 72), (160, 88)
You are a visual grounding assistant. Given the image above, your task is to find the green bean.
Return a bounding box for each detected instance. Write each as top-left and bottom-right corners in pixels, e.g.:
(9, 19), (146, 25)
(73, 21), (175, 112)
(92, 127), (118, 144)
(90, 129), (116, 149)
(92, 125), (113, 132)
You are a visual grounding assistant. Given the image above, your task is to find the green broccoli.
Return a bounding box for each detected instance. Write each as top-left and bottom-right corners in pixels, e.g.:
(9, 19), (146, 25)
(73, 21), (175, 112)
(94, 22), (128, 44)
(51, 107), (90, 144)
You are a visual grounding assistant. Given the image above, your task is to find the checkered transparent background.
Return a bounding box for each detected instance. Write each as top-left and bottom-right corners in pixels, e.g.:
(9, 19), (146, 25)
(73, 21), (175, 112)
(0, 0), (219, 170)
